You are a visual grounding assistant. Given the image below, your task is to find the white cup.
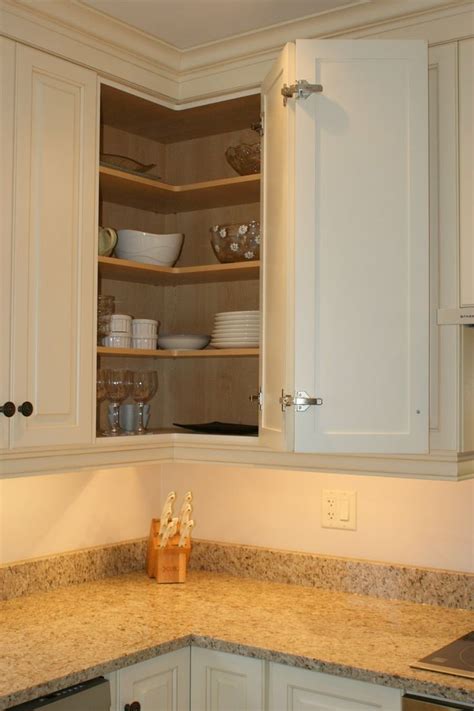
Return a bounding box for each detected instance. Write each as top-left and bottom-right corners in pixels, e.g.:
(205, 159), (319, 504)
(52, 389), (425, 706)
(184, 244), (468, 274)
(109, 314), (132, 333)
(103, 333), (131, 348)
(132, 319), (159, 338)
(132, 336), (157, 350)
(108, 404), (150, 432)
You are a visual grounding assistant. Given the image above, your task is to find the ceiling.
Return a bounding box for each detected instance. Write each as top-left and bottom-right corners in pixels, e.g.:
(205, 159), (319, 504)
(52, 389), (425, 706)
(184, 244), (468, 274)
(79, 0), (366, 50)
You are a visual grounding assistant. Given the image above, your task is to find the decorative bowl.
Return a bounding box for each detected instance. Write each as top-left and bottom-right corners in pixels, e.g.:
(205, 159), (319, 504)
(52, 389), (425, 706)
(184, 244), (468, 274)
(115, 230), (184, 266)
(210, 222), (260, 263)
(158, 334), (211, 350)
(225, 142), (261, 175)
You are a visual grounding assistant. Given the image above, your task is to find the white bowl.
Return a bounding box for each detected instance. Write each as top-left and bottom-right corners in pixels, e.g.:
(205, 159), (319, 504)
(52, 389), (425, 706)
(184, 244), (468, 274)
(158, 334), (211, 350)
(109, 314), (132, 333)
(132, 337), (157, 350)
(116, 230), (184, 267)
(103, 334), (131, 348)
(132, 319), (159, 337)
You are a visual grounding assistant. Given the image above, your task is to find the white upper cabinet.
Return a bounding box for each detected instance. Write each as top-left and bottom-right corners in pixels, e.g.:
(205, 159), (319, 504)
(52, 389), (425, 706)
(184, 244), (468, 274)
(261, 40), (429, 455)
(5, 44), (97, 449)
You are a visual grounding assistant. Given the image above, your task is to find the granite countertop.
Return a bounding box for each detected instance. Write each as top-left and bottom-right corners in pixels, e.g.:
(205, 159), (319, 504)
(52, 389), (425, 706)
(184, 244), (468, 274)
(0, 570), (473, 709)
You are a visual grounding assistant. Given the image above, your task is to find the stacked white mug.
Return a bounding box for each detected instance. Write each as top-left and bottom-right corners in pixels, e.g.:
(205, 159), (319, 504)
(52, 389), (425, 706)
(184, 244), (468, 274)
(103, 314), (132, 347)
(132, 319), (159, 349)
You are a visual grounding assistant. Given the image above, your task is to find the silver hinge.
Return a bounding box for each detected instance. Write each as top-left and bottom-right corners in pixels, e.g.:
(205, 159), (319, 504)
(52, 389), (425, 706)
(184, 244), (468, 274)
(251, 116), (264, 136)
(281, 79), (323, 107)
(280, 390), (323, 412)
(249, 389), (263, 410)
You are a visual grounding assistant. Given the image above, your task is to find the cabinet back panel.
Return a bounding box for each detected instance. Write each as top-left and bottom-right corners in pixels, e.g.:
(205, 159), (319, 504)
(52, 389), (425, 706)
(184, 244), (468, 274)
(100, 124), (165, 182)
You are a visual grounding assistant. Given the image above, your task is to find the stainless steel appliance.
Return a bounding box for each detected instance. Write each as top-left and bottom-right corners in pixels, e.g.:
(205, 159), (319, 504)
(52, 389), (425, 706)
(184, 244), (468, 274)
(8, 677), (110, 710)
(403, 694), (473, 710)
(411, 632), (474, 680)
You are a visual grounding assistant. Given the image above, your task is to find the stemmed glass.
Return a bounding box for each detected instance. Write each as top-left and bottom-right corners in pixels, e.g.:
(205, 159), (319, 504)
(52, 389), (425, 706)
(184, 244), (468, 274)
(104, 369), (132, 436)
(129, 370), (158, 434)
(96, 367), (108, 435)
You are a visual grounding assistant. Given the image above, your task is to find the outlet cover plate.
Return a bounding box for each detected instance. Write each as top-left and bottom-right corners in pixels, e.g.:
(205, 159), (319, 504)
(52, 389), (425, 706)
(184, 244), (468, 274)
(322, 489), (356, 530)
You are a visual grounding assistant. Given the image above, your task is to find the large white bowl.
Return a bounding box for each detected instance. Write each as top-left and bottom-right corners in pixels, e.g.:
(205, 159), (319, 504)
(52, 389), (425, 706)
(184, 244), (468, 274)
(158, 334), (211, 350)
(116, 230), (184, 266)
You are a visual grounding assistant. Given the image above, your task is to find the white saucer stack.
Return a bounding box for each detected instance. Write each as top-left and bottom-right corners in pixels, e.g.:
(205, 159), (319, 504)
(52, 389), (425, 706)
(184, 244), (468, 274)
(210, 310), (260, 349)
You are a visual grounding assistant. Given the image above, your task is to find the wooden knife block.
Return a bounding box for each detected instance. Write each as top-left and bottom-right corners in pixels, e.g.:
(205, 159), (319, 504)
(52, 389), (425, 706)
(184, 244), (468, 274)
(146, 518), (191, 584)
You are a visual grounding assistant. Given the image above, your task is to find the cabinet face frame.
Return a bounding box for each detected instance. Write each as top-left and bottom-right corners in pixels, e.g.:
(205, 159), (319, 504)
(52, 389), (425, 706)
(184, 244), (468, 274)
(0, 37), (15, 451)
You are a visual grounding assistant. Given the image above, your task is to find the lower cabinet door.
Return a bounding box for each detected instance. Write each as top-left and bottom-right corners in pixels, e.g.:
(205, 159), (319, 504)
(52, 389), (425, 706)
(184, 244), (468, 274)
(191, 647), (265, 711)
(118, 648), (190, 711)
(268, 663), (402, 711)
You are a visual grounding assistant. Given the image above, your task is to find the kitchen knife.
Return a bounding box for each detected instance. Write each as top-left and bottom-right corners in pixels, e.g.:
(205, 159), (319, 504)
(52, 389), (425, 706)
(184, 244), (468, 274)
(178, 519), (194, 547)
(160, 517), (179, 548)
(158, 491), (176, 536)
(179, 502), (193, 529)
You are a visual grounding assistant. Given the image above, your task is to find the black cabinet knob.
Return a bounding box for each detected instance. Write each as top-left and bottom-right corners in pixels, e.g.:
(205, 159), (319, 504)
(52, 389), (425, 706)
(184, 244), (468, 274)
(124, 703), (141, 711)
(0, 401), (16, 418)
(18, 401), (34, 417)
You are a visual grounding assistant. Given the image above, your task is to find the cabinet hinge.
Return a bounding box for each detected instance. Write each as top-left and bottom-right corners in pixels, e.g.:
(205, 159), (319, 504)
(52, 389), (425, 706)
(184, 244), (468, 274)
(280, 390), (323, 412)
(281, 79), (323, 107)
(249, 388), (263, 410)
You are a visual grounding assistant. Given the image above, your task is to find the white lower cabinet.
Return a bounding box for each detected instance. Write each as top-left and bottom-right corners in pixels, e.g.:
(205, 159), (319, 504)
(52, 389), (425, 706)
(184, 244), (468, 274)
(191, 648), (265, 711)
(108, 648), (403, 711)
(268, 663), (402, 711)
(112, 648), (191, 711)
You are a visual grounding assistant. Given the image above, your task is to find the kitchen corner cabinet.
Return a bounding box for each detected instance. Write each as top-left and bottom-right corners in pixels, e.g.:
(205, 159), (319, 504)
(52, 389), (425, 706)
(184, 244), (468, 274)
(0, 40), (97, 451)
(97, 85), (261, 435)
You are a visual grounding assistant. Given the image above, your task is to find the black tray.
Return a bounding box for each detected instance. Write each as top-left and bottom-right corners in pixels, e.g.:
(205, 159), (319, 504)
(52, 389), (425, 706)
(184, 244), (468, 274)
(173, 421), (258, 436)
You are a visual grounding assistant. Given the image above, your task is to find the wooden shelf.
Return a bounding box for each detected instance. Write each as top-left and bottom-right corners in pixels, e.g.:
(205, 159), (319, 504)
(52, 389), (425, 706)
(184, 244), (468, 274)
(99, 166), (261, 214)
(98, 256), (260, 285)
(97, 347), (259, 359)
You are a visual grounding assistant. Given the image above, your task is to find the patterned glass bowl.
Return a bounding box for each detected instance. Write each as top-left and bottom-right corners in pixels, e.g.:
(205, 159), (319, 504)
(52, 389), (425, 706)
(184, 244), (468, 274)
(225, 142), (261, 175)
(210, 221), (260, 263)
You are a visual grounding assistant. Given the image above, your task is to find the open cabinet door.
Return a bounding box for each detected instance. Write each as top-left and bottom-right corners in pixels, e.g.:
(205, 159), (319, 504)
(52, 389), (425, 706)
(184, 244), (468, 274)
(292, 40), (429, 454)
(259, 44), (295, 450)
(261, 39), (429, 454)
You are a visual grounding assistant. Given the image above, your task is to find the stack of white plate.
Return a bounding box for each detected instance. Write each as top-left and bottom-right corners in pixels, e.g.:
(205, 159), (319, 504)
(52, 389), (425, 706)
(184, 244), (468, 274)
(210, 310), (260, 349)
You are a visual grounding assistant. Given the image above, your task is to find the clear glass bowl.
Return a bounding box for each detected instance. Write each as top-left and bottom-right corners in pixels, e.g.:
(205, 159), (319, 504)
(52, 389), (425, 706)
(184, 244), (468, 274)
(225, 142), (261, 175)
(210, 222), (260, 263)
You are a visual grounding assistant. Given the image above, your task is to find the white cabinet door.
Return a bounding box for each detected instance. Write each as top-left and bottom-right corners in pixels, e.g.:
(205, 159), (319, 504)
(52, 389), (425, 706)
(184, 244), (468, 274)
(10, 45), (97, 448)
(261, 39), (429, 454)
(191, 647), (265, 711)
(0, 37), (15, 451)
(459, 38), (473, 308)
(269, 663), (401, 711)
(119, 648), (190, 711)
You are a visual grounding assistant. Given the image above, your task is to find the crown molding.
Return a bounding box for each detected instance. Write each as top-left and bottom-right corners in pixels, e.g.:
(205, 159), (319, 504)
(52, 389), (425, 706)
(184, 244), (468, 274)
(1, 0), (472, 103)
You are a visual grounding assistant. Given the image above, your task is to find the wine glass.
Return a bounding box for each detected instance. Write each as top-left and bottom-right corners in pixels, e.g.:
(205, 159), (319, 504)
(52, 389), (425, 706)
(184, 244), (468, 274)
(129, 370), (158, 434)
(96, 368), (108, 435)
(104, 369), (131, 436)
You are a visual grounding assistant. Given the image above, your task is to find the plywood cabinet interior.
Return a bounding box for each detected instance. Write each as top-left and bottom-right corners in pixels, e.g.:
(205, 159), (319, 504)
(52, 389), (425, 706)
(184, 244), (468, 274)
(98, 85), (261, 435)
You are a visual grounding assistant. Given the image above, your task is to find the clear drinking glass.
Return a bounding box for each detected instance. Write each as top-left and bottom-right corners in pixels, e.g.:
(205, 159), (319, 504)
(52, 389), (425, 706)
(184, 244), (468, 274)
(129, 370), (157, 434)
(104, 369), (131, 436)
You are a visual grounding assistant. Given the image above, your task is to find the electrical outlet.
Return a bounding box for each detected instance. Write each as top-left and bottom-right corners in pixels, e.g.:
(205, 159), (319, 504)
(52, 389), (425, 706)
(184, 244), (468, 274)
(322, 489), (356, 530)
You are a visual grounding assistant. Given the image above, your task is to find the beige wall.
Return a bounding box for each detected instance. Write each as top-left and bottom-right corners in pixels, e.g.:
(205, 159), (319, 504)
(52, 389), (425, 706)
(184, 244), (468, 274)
(162, 463), (474, 573)
(0, 465), (161, 564)
(1, 462), (473, 573)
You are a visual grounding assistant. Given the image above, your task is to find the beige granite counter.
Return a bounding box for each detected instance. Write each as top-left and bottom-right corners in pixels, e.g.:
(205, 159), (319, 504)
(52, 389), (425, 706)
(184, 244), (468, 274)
(0, 570), (473, 709)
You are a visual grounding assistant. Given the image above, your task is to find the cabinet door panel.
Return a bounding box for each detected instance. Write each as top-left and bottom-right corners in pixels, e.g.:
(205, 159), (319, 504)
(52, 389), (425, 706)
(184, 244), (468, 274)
(292, 40), (429, 453)
(119, 648), (190, 711)
(0, 37), (15, 451)
(269, 663), (401, 711)
(10, 45), (97, 448)
(191, 647), (264, 711)
(459, 38), (474, 308)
